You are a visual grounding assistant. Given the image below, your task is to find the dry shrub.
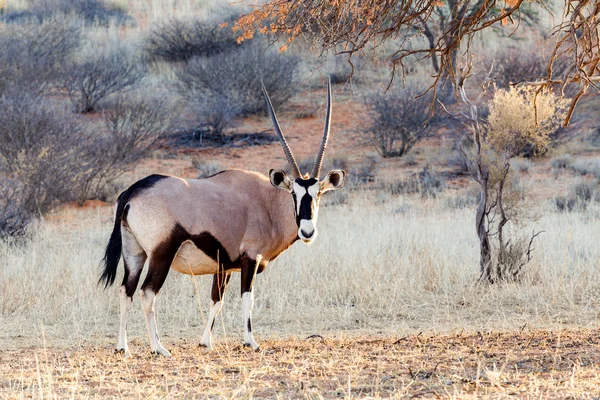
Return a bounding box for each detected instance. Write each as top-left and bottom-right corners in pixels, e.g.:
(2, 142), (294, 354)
(73, 94), (176, 201)
(0, 93), (173, 238)
(144, 17), (238, 63)
(0, 180), (30, 240)
(2, 0), (132, 25)
(192, 158), (222, 178)
(387, 166), (445, 198)
(485, 86), (569, 157)
(64, 50), (146, 113)
(176, 42), (300, 135)
(0, 18), (82, 96)
(363, 83), (433, 158)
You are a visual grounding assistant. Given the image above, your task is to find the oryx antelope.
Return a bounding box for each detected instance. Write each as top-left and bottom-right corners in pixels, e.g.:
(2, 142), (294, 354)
(100, 78), (345, 356)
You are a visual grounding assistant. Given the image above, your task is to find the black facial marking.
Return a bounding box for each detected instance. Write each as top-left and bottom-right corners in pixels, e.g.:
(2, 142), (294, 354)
(300, 193), (315, 221)
(292, 178), (319, 225)
(294, 178), (318, 188)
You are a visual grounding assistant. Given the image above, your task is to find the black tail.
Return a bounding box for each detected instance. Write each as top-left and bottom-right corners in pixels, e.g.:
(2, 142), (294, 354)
(99, 174), (168, 288)
(99, 195), (127, 288)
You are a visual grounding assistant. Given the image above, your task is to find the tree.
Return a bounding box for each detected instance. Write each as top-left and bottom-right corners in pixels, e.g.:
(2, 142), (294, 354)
(449, 61), (567, 283)
(235, 0), (599, 124)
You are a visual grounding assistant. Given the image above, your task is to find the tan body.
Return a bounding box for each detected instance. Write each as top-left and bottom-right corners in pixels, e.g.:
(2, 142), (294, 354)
(126, 170), (297, 275)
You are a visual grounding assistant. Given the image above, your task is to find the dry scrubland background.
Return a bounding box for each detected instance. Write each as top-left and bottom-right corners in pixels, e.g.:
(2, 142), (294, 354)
(1, 0), (600, 397)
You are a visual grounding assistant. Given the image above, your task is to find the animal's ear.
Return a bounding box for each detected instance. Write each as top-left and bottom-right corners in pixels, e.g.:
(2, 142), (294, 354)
(320, 170), (346, 193)
(269, 169), (293, 192)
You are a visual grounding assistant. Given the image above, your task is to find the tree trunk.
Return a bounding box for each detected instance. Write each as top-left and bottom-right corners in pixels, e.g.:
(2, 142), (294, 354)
(476, 177), (493, 283)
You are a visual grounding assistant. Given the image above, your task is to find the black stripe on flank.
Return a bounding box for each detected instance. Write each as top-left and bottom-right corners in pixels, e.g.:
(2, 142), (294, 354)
(170, 224), (239, 268)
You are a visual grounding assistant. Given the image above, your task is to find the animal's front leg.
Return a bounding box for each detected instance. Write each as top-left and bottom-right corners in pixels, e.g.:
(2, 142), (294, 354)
(200, 272), (231, 350)
(240, 255), (259, 350)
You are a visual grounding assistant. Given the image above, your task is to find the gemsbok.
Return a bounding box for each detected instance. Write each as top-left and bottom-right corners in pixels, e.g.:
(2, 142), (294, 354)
(100, 78), (345, 356)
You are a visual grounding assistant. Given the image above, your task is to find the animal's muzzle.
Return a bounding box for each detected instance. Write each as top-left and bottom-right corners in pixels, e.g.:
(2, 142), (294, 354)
(298, 220), (316, 242)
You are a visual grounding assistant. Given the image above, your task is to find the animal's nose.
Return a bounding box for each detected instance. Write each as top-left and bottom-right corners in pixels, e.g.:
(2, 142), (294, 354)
(301, 229), (314, 238)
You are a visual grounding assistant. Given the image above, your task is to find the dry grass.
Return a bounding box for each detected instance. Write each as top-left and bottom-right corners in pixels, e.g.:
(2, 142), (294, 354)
(2, 329), (600, 398)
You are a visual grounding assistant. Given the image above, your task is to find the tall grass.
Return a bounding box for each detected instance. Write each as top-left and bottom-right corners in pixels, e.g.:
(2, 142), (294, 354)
(1, 194), (599, 348)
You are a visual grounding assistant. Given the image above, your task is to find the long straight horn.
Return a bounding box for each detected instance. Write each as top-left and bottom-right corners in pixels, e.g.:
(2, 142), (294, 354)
(262, 81), (301, 178)
(311, 76), (332, 179)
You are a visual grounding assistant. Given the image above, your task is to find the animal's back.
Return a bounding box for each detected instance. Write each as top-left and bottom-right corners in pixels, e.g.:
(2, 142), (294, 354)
(122, 170), (274, 275)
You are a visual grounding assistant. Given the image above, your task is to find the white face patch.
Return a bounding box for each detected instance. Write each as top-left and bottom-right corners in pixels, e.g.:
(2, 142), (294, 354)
(293, 181), (321, 242)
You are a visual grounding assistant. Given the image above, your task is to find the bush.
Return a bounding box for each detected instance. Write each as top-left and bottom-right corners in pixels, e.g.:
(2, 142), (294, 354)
(569, 158), (600, 180)
(510, 158), (533, 173)
(363, 83), (433, 158)
(0, 181), (30, 240)
(144, 17), (238, 63)
(387, 166), (445, 197)
(0, 19), (82, 97)
(175, 43), (300, 135)
(64, 50), (146, 113)
(552, 196), (577, 212)
(71, 94), (175, 201)
(0, 94), (89, 215)
(494, 48), (569, 88)
(550, 154), (573, 170)
(193, 159), (222, 178)
(0, 92), (170, 235)
(2, 0), (132, 25)
(552, 182), (597, 213)
(574, 182), (594, 203)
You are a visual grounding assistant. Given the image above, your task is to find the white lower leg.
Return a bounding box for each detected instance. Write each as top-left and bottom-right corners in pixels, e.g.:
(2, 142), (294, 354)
(117, 286), (133, 355)
(200, 301), (223, 350)
(242, 292), (259, 349)
(140, 289), (171, 356)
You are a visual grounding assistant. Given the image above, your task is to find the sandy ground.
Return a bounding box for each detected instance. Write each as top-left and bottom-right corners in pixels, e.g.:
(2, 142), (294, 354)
(2, 329), (600, 398)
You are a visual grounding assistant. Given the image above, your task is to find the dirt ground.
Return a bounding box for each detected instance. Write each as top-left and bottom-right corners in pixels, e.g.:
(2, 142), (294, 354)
(2, 329), (600, 398)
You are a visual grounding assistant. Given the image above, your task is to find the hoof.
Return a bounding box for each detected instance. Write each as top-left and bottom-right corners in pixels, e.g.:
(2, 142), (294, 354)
(199, 343), (213, 351)
(150, 348), (171, 357)
(243, 343), (261, 352)
(115, 348), (131, 358)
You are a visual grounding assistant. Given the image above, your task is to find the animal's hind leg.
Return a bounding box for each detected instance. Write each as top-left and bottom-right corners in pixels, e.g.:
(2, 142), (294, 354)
(200, 272), (231, 350)
(117, 228), (147, 356)
(139, 241), (179, 357)
(241, 255), (260, 350)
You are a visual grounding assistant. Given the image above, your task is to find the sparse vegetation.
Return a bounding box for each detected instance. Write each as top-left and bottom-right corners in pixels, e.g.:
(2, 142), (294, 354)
(175, 43), (300, 136)
(363, 83), (432, 158)
(144, 17), (238, 63)
(193, 158), (222, 178)
(64, 49), (146, 113)
(0, 18), (82, 96)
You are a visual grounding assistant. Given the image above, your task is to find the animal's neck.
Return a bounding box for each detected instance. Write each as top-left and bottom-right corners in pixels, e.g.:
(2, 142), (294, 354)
(267, 187), (299, 257)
